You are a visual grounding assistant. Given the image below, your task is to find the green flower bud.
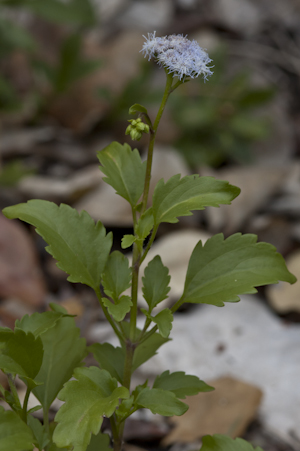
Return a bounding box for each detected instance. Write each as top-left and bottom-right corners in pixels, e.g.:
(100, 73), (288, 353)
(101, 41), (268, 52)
(125, 117), (150, 141)
(131, 129), (142, 141)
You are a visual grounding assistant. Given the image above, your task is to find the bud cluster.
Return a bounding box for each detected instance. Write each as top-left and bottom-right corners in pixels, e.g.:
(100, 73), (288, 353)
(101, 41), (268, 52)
(125, 118), (150, 141)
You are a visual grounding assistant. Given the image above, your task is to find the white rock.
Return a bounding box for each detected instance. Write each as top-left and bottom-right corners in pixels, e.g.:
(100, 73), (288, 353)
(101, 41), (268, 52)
(18, 165), (102, 201)
(215, 0), (261, 36)
(203, 165), (290, 234)
(139, 295), (300, 448)
(267, 250), (300, 313)
(116, 0), (173, 29)
(91, 0), (128, 22)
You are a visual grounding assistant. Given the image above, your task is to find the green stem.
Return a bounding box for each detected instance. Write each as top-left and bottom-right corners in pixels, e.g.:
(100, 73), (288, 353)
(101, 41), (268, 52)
(43, 406), (50, 451)
(137, 317), (151, 341)
(141, 72), (174, 215)
(115, 71), (178, 451)
(170, 295), (185, 313)
(7, 374), (21, 411)
(111, 416), (122, 451)
(139, 324), (158, 344)
(140, 224), (158, 265)
(129, 73), (173, 342)
(95, 287), (125, 343)
(22, 387), (31, 423)
(129, 242), (140, 342)
(123, 341), (135, 389)
(140, 295), (185, 344)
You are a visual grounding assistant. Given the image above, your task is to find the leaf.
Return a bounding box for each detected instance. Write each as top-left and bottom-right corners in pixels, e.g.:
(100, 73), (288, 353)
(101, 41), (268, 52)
(15, 311), (65, 337)
(89, 343), (125, 384)
(121, 234), (135, 249)
(129, 103), (148, 115)
(102, 251), (131, 300)
(0, 406), (34, 450)
(3, 200), (113, 291)
(200, 434), (264, 451)
(30, 316), (86, 411)
(135, 207), (154, 240)
(27, 415), (50, 451)
(132, 332), (170, 372)
(0, 329), (43, 389)
(142, 256), (171, 311)
(152, 174), (240, 225)
(22, 0), (96, 26)
(153, 371), (214, 399)
(115, 397), (134, 420)
(183, 233), (297, 306)
(0, 328), (14, 342)
(5, 329), (43, 378)
(49, 302), (68, 314)
(86, 431), (111, 451)
(102, 295), (132, 322)
(97, 142), (146, 207)
(136, 387), (188, 416)
(141, 308), (173, 338)
(53, 367), (129, 451)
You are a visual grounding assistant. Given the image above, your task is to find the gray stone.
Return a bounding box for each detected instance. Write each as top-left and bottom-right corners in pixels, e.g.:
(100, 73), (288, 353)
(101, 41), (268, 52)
(116, 0), (174, 30)
(139, 296), (300, 448)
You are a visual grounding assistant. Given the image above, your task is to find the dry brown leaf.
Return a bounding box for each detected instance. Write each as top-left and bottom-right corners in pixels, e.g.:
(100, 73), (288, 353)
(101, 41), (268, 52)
(267, 249), (300, 313)
(203, 166), (289, 234)
(60, 296), (84, 318)
(163, 376), (263, 445)
(0, 214), (46, 307)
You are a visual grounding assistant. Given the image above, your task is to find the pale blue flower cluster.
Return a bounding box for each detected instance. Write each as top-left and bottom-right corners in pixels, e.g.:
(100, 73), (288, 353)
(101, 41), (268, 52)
(141, 31), (213, 81)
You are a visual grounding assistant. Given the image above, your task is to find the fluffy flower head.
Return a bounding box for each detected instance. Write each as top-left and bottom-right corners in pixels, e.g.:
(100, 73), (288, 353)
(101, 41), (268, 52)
(141, 31), (213, 81)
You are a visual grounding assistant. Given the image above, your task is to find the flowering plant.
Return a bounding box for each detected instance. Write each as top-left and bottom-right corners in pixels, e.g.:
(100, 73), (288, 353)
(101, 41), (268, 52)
(0, 33), (296, 451)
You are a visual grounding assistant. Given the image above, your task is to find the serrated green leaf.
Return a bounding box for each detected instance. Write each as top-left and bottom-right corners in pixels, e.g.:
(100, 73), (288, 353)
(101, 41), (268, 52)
(0, 406), (34, 450)
(102, 295), (132, 322)
(86, 431), (111, 451)
(136, 387), (188, 416)
(142, 256), (171, 311)
(31, 316), (86, 411)
(142, 309), (173, 338)
(102, 251), (131, 300)
(89, 343), (125, 384)
(97, 142), (146, 207)
(183, 233), (297, 306)
(200, 434), (264, 451)
(15, 311), (65, 337)
(152, 174), (240, 225)
(6, 329), (43, 379)
(132, 332), (170, 372)
(3, 200), (112, 290)
(49, 302), (68, 314)
(0, 328), (13, 342)
(27, 405), (42, 414)
(115, 397), (134, 420)
(53, 367), (129, 451)
(121, 234), (136, 249)
(0, 329), (43, 389)
(153, 371), (214, 399)
(129, 103), (148, 115)
(27, 415), (50, 451)
(135, 207), (154, 240)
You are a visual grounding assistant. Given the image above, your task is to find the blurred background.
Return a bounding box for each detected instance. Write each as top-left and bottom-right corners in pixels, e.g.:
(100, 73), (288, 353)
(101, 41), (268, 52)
(0, 0), (300, 450)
